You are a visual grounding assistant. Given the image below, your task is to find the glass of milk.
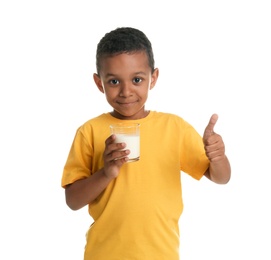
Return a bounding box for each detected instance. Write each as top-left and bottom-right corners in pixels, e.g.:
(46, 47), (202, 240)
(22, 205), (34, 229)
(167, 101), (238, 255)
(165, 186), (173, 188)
(110, 123), (140, 162)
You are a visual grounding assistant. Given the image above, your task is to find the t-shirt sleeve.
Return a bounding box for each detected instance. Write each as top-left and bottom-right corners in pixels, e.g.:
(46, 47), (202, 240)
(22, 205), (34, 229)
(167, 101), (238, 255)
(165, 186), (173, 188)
(61, 127), (93, 188)
(180, 124), (210, 180)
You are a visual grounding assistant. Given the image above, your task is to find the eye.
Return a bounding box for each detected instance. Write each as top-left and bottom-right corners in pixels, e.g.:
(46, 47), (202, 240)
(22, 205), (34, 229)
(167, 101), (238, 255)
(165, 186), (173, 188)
(109, 79), (119, 85)
(133, 77), (142, 84)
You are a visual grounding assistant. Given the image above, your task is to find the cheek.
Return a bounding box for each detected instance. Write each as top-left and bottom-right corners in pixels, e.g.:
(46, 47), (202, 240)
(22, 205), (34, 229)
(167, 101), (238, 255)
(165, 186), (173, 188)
(139, 87), (150, 97)
(104, 88), (118, 99)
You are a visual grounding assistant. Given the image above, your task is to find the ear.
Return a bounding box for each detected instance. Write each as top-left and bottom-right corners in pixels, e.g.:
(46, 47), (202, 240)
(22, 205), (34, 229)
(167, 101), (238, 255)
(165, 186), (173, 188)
(150, 68), (159, 90)
(93, 73), (105, 93)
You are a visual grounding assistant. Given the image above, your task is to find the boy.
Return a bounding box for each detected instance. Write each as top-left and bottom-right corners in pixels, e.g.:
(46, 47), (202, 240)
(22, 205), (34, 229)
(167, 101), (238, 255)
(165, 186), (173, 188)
(61, 27), (231, 259)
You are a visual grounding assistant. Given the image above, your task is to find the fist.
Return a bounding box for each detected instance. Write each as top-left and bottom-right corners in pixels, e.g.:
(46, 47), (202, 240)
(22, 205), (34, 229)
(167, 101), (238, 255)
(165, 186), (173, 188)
(203, 114), (225, 162)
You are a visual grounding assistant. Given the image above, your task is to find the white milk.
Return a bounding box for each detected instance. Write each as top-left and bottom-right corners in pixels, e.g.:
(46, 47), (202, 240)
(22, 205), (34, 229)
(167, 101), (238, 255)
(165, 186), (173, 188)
(115, 134), (140, 162)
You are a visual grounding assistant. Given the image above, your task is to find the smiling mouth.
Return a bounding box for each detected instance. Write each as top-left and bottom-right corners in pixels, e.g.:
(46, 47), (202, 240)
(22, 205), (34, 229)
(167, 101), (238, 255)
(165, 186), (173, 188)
(117, 101), (137, 106)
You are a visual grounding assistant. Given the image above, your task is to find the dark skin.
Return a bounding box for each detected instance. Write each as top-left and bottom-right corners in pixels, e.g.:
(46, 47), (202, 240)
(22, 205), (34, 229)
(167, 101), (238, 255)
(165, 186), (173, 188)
(65, 52), (231, 210)
(202, 113), (231, 184)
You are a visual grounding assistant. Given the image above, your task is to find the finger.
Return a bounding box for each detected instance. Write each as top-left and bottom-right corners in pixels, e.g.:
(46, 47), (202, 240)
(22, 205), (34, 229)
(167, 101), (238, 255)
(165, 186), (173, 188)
(205, 140), (225, 161)
(105, 134), (116, 146)
(204, 113), (218, 138)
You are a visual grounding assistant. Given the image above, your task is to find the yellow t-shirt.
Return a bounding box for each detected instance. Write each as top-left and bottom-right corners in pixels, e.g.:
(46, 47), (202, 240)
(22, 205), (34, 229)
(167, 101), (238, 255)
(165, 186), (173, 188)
(62, 111), (209, 260)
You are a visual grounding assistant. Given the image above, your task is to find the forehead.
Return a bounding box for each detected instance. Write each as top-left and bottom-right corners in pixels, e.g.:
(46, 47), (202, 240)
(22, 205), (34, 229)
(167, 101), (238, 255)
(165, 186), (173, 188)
(99, 51), (151, 75)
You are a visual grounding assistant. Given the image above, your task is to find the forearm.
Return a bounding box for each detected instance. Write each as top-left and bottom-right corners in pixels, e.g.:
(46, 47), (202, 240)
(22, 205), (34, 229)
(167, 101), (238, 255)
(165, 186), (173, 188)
(204, 155), (231, 184)
(65, 168), (114, 210)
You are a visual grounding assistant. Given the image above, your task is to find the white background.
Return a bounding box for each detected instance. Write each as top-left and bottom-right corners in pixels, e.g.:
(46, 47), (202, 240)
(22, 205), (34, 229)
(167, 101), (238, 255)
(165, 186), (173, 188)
(0, 0), (270, 259)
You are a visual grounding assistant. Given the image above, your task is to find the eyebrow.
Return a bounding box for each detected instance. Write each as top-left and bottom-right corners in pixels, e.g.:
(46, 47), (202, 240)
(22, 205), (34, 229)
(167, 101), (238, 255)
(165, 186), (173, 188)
(104, 71), (147, 78)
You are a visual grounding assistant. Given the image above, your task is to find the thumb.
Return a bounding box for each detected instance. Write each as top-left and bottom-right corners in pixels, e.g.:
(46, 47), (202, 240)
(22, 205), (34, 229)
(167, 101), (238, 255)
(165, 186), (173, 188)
(203, 114), (218, 140)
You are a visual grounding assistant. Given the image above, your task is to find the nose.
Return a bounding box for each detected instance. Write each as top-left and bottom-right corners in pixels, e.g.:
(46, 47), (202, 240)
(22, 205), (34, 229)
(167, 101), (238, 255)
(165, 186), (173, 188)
(119, 81), (132, 97)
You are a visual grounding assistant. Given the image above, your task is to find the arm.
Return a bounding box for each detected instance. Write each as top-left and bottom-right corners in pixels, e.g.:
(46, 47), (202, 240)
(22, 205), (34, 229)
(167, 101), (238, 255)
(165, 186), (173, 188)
(204, 155), (231, 184)
(65, 134), (130, 210)
(203, 114), (231, 184)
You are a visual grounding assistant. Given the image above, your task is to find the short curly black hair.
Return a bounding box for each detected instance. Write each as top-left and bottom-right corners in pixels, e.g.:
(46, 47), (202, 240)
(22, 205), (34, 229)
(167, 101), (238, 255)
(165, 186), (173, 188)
(96, 27), (155, 74)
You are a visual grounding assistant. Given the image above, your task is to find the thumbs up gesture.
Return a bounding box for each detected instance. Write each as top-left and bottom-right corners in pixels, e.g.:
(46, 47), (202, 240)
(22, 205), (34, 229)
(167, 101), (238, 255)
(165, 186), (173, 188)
(203, 114), (225, 162)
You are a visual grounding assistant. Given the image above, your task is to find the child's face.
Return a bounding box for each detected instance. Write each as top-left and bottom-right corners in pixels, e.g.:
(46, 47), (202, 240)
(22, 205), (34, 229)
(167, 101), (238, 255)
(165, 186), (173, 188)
(94, 51), (158, 120)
